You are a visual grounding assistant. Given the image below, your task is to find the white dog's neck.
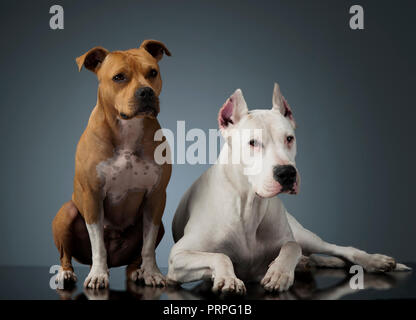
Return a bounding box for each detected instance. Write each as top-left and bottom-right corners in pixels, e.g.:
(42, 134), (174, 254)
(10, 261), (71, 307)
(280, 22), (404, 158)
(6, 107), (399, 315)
(216, 143), (266, 226)
(217, 143), (250, 193)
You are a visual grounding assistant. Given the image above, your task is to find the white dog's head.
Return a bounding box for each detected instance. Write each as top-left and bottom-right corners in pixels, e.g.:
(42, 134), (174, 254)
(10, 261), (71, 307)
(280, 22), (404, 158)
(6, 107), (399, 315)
(218, 83), (299, 198)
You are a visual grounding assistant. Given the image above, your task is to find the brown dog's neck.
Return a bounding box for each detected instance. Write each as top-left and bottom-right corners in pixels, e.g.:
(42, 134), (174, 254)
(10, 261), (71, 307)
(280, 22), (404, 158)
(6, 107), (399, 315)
(96, 97), (121, 142)
(92, 98), (161, 150)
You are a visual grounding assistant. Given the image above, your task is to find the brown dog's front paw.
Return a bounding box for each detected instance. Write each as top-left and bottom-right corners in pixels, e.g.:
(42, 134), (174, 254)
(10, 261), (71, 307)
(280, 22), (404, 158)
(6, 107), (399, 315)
(130, 267), (166, 287)
(84, 267), (109, 289)
(56, 268), (77, 288)
(127, 267), (142, 282)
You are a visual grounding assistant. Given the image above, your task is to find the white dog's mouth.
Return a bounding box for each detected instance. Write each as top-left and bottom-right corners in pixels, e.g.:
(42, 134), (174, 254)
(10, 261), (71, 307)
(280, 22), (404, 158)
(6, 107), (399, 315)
(256, 179), (299, 198)
(288, 181), (299, 194)
(255, 183), (281, 198)
(255, 192), (264, 199)
(281, 181), (299, 195)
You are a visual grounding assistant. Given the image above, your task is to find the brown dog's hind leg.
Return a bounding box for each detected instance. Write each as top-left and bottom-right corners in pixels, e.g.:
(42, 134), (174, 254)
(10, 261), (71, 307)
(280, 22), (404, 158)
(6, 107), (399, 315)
(52, 200), (79, 286)
(126, 256), (142, 282)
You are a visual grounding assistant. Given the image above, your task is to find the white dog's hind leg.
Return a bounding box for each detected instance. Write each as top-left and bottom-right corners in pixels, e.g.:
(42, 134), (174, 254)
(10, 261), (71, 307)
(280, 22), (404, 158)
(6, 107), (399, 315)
(167, 247), (246, 294)
(287, 212), (410, 272)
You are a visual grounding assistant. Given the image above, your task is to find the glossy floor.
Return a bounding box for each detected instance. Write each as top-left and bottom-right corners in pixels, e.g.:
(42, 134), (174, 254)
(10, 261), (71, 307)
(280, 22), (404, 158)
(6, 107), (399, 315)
(0, 264), (414, 300)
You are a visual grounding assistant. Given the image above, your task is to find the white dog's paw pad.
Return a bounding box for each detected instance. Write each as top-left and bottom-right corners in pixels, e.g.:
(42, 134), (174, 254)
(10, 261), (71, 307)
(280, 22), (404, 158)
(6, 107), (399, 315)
(84, 269), (109, 289)
(212, 276), (246, 295)
(355, 253), (396, 272)
(261, 270), (294, 292)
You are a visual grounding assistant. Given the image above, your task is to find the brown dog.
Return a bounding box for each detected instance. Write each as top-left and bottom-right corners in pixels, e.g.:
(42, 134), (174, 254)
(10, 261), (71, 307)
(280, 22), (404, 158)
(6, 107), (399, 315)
(52, 40), (172, 289)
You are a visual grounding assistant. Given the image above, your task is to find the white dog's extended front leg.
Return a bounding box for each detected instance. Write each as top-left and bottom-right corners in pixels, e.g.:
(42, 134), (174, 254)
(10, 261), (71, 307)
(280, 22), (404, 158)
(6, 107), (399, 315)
(287, 212), (411, 272)
(84, 212), (109, 289)
(261, 241), (302, 292)
(167, 246), (246, 294)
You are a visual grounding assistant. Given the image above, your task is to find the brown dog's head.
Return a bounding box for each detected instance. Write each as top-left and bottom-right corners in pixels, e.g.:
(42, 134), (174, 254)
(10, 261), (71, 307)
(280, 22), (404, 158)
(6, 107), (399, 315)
(76, 40), (171, 120)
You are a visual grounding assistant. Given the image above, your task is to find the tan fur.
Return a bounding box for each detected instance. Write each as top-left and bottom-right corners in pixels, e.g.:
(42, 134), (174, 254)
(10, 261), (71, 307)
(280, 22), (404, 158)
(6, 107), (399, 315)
(52, 40), (171, 278)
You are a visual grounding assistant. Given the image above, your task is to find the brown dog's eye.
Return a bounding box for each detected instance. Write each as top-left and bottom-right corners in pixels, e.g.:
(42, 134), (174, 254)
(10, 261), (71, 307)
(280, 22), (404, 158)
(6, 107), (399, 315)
(286, 135), (294, 143)
(149, 69), (158, 78)
(112, 73), (126, 82)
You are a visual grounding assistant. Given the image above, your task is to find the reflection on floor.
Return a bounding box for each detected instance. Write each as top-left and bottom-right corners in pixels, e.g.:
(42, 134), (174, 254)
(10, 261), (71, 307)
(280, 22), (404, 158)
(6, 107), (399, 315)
(57, 265), (415, 300)
(0, 264), (413, 300)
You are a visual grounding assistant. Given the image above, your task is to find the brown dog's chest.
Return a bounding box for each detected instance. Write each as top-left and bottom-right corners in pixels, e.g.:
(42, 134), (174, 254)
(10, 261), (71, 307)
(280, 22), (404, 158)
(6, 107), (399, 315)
(96, 118), (162, 229)
(98, 150), (160, 202)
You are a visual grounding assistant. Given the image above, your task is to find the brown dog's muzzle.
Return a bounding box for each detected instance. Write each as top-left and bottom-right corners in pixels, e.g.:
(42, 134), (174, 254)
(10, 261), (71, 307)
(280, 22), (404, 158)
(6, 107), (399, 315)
(120, 87), (160, 120)
(134, 87), (160, 117)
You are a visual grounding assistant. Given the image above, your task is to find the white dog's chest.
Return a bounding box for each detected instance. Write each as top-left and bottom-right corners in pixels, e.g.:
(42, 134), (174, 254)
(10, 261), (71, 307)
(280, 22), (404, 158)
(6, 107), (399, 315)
(214, 217), (282, 278)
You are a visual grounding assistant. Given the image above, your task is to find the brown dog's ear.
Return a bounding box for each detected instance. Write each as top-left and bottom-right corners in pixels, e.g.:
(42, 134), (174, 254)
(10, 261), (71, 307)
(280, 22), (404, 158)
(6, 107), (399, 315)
(139, 40), (171, 61)
(76, 47), (109, 73)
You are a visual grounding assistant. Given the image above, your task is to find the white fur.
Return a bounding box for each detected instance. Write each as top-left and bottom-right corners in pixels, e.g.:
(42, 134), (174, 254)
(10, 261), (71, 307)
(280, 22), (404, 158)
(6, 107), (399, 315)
(96, 118), (161, 205)
(167, 85), (410, 294)
(85, 117), (162, 289)
(84, 218), (109, 289)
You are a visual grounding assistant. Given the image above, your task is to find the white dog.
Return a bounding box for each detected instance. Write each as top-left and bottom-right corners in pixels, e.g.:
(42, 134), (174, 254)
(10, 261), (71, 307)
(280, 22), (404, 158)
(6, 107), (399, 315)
(167, 84), (410, 294)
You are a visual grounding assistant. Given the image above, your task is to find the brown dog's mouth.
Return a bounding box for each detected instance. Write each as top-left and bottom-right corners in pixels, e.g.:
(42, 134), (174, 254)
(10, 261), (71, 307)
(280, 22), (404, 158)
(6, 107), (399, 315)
(119, 112), (131, 120)
(119, 107), (158, 120)
(136, 108), (158, 118)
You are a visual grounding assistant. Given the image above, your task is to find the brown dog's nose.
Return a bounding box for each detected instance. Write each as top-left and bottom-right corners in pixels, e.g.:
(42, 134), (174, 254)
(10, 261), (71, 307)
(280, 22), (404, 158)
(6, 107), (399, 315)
(135, 87), (155, 100)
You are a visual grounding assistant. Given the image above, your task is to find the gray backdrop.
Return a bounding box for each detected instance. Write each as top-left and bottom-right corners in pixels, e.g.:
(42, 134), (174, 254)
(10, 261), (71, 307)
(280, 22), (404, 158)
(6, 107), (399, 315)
(0, 0), (415, 268)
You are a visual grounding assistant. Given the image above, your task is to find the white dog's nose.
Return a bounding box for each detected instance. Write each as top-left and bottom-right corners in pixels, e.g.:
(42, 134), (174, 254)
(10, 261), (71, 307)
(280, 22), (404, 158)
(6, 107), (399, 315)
(273, 165), (297, 190)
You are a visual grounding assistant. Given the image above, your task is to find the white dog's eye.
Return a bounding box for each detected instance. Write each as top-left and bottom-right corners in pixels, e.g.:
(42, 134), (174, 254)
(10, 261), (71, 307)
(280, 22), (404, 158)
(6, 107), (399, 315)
(249, 139), (260, 147)
(286, 135), (294, 143)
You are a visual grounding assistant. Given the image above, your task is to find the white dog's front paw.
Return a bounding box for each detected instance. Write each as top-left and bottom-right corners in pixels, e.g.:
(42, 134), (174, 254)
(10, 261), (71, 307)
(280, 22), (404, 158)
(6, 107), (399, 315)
(84, 266), (109, 289)
(133, 266), (166, 287)
(261, 265), (295, 292)
(354, 252), (396, 272)
(212, 275), (246, 295)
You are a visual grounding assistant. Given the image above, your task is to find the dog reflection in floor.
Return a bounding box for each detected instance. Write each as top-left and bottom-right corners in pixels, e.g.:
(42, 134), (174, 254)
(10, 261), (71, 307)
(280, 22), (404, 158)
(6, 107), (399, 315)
(56, 281), (196, 300)
(56, 266), (411, 300)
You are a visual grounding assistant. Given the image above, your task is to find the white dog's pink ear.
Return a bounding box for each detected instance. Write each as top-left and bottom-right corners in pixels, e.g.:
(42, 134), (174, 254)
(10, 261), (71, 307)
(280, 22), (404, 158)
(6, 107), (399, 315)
(218, 89), (248, 130)
(272, 83), (296, 128)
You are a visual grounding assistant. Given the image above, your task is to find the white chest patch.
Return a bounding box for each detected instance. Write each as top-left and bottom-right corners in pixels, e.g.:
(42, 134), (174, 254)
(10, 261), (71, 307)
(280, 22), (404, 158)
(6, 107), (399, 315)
(96, 118), (161, 205)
